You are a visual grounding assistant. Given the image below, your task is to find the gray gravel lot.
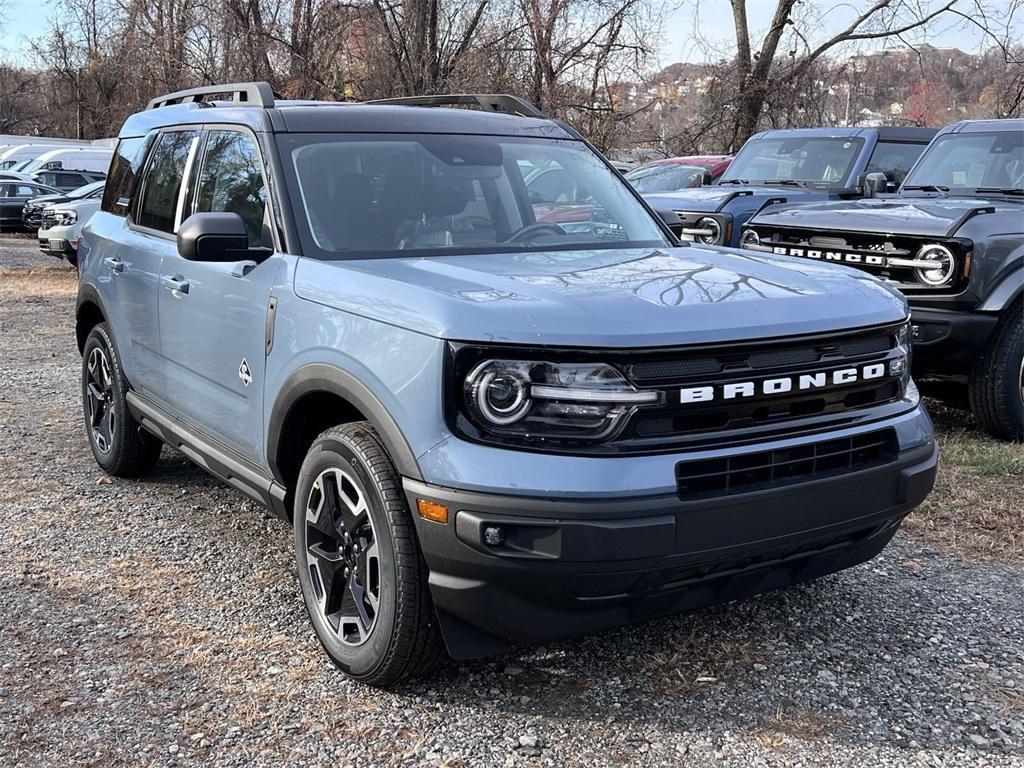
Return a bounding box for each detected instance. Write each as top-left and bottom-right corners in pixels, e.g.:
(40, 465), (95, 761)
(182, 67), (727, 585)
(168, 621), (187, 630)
(1, 235), (1022, 767)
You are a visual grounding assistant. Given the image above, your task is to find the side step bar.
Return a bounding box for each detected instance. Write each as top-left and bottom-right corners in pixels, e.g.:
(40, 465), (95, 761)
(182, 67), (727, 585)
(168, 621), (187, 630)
(126, 391), (289, 520)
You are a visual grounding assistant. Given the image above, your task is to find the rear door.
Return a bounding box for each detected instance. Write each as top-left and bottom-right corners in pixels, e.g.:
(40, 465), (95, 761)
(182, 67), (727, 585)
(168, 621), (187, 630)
(156, 126), (280, 464)
(0, 184), (20, 224)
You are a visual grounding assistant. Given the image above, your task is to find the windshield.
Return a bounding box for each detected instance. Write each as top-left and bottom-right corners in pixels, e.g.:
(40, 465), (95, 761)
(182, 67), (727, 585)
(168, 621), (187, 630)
(902, 131), (1024, 193)
(625, 163), (710, 192)
(10, 159), (33, 172)
(720, 136), (864, 186)
(282, 133), (668, 259)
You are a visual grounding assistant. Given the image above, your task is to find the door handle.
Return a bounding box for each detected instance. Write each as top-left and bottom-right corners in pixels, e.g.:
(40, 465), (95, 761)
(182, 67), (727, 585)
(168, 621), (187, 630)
(103, 257), (124, 273)
(161, 275), (190, 294)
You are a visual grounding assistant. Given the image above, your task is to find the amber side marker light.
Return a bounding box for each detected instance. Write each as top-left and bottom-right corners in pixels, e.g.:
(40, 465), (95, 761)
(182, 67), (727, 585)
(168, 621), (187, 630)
(416, 499), (449, 524)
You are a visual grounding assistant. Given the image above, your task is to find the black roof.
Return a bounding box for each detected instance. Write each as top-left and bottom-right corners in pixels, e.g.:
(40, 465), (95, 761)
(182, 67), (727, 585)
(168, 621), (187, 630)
(120, 83), (577, 140)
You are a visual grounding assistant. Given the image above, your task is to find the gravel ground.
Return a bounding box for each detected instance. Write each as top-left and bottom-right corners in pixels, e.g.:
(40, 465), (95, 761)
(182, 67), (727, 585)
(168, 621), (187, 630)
(1, 235), (1022, 768)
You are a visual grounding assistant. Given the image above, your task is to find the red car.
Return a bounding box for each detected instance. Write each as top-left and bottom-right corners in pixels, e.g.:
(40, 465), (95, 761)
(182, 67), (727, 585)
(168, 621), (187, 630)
(625, 155), (734, 193)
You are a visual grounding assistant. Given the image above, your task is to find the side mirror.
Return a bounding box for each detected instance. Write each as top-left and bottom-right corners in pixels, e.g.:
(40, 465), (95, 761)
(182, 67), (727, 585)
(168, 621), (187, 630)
(653, 208), (682, 241)
(860, 171), (889, 198)
(177, 212), (261, 262)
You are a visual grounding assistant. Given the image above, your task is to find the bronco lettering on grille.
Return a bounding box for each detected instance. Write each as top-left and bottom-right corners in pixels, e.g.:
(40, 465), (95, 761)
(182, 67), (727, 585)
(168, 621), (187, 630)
(679, 362), (889, 404)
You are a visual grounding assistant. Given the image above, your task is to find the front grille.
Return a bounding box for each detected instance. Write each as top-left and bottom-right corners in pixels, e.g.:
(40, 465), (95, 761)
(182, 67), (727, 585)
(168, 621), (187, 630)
(625, 327), (894, 385)
(675, 428), (897, 499)
(752, 228), (970, 293)
(617, 324), (905, 449)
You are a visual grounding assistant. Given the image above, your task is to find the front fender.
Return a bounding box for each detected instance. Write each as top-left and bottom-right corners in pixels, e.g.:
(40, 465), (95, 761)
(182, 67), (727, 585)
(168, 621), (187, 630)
(266, 363), (424, 482)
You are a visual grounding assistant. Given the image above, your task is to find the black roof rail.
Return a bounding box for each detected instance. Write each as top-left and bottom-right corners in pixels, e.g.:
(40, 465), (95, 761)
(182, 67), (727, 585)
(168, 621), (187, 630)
(147, 82), (275, 111)
(365, 94), (545, 119)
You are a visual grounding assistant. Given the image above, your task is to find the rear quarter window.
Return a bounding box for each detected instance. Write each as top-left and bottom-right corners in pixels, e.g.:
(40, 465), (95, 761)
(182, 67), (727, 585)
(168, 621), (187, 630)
(101, 136), (153, 217)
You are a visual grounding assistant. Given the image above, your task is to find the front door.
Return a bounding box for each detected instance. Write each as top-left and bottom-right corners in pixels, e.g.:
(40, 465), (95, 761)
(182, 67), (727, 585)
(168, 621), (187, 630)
(156, 128), (280, 465)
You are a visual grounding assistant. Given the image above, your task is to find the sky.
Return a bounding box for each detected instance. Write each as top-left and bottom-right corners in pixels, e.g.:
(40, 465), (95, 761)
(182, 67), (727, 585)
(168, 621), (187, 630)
(657, 1), (1016, 66)
(0, 0), (1018, 66)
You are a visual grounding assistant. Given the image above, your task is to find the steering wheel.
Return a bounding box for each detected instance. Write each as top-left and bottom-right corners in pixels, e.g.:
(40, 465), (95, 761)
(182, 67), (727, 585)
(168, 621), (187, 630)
(506, 222), (567, 243)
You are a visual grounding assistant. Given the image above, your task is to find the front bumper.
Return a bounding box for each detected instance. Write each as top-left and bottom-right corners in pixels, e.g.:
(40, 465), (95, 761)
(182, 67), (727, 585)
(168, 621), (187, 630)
(406, 425), (937, 659)
(37, 227), (76, 259)
(909, 306), (999, 376)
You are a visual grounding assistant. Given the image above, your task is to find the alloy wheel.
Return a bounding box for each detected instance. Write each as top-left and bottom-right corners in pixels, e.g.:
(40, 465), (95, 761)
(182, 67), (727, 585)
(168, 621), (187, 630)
(86, 346), (116, 454)
(305, 467), (381, 646)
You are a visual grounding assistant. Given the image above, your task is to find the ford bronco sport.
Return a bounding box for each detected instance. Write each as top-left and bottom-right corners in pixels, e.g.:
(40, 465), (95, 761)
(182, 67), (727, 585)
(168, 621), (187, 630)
(77, 83), (937, 685)
(743, 119), (1023, 441)
(643, 127), (936, 247)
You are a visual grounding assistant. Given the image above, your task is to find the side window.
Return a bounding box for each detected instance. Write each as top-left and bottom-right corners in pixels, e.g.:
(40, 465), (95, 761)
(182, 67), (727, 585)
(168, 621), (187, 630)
(17, 185), (39, 196)
(136, 130), (200, 233)
(102, 137), (151, 217)
(867, 142), (926, 188)
(195, 130), (269, 246)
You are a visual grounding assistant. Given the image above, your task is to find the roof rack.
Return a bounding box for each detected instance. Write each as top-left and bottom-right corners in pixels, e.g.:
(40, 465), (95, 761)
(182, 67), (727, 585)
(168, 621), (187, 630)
(365, 94), (545, 118)
(147, 82), (275, 111)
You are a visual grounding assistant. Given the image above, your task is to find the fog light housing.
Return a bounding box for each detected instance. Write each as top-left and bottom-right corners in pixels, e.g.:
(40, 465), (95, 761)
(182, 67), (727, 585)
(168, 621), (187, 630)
(483, 525), (504, 546)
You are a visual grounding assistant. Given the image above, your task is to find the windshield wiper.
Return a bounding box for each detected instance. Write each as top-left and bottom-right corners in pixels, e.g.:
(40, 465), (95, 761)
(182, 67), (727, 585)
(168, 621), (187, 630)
(763, 179), (807, 187)
(902, 184), (949, 193)
(974, 187), (1024, 196)
(718, 178), (749, 185)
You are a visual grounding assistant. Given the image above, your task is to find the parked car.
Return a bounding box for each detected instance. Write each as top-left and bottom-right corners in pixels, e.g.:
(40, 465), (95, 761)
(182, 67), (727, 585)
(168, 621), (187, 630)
(31, 168), (106, 192)
(0, 180), (59, 230)
(38, 196), (103, 266)
(22, 179), (105, 229)
(625, 155), (734, 193)
(77, 82), (936, 685)
(0, 143), (79, 171)
(21, 146), (114, 177)
(642, 127), (936, 247)
(742, 119), (1023, 441)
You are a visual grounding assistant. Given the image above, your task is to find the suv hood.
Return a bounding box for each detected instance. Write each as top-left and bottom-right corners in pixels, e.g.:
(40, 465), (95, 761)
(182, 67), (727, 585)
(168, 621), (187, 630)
(750, 195), (1020, 237)
(295, 247), (906, 348)
(643, 185), (828, 214)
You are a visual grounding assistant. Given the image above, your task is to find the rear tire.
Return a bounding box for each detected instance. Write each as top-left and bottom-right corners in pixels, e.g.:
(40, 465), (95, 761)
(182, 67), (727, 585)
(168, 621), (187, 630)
(968, 300), (1023, 442)
(293, 422), (445, 686)
(81, 323), (163, 476)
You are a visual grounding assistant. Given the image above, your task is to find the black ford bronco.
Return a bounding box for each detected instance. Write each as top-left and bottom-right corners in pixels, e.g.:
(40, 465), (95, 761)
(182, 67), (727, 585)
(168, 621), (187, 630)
(743, 119), (1024, 441)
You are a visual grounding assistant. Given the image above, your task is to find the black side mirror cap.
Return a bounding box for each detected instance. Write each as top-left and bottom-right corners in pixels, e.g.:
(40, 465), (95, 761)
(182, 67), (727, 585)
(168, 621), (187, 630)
(859, 171), (889, 198)
(177, 212), (267, 262)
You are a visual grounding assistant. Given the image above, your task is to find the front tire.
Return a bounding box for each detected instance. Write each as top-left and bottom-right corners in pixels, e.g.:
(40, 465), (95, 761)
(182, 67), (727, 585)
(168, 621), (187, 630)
(294, 422), (444, 685)
(81, 323), (162, 476)
(968, 301), (1023, 442)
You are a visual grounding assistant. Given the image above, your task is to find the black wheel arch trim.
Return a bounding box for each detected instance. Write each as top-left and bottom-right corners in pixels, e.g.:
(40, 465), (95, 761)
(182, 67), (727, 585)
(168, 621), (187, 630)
(267, 363), (423, 484)
(75, 282), (111, 353)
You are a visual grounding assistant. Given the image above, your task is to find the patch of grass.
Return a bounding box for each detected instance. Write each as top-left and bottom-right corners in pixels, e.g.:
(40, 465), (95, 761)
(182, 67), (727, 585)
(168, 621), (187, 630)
(748, 702), (849, 746)
(902, 398), (1024, 565)
(0, 267), (77, 297)
(638, 625), (762, 695)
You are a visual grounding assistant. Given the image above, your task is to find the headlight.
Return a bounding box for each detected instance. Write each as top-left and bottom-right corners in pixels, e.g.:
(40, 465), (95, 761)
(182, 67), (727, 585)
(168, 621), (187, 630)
(894, 320), (915, 400)
(740, 229), (761, 249)
(679, 215), (726, 245)
(52, 210), (78, 226)
(913, 243), (955, 287)
(693, 216), (722, 245)
(462, 358), (661, 444)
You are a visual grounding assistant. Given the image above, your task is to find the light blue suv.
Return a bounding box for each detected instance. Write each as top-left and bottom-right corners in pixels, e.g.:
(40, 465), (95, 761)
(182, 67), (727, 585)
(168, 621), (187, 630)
(77, 83), (938, 685)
